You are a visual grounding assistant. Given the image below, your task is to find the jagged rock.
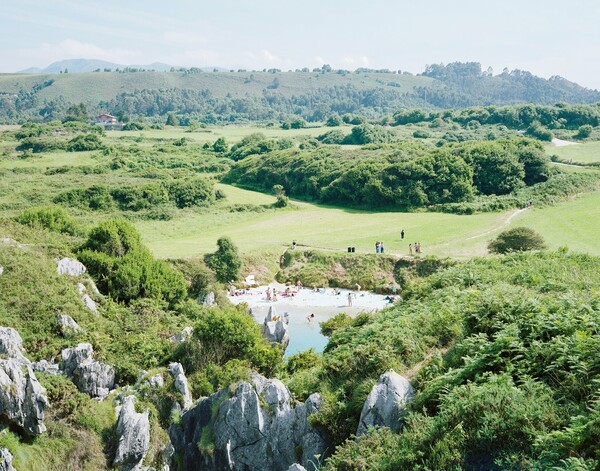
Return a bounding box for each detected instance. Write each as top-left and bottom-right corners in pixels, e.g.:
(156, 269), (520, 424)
(356, 370), (414, 437)
(0, 359), (48, 436)
(287, 465), (307, 471)
(114, 396), (150, 471)
(0, 447), (16, 471)
(168, 363), (192, 409)
(148, 373), (164, 389)
(0, 327), (30, 365)
(32, 359), (60, 375)
(169, 373), (329, 471)
(57, 314), (82, 334)
(202, 292), (215, 306)
(81, 294), (99, 314)
(77, 282), (86, 294)
(61, 343), (115, 399)
(56, 257), (87, 276)
(159, 440), (175, 471)
(168, 327), (193, 344)
(261, 307), (289, 349)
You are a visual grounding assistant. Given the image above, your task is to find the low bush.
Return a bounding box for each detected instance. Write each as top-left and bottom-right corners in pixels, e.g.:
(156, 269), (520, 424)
(14, 206), (81, 236)
(488, 227), (547, 254)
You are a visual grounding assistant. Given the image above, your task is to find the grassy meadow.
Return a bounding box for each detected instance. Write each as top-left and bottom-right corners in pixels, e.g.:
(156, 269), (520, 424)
(1, 124), (599, 262)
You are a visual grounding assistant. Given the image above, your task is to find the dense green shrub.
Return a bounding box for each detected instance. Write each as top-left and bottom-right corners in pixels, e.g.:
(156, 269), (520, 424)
(14, 206), (81, 236)
(54, 185), (115, 211)
(66, 133), (104, 152)
(205, 236), (243, 282)
(167, 179), (215, 208)
(488, 227), (547, 254)
(78, 220), (186, 306)
(111, 184), (170, 211)
(176, 303), (283, 380)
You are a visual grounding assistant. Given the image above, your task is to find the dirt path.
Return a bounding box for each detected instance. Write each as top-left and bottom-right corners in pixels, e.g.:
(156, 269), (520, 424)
(464, 207), (526, 240)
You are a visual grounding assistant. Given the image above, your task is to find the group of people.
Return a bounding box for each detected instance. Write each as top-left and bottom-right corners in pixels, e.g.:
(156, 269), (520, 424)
(375, 241), (385, 253)
(408, 242), (422, 255)
(525, 197), (534, 208)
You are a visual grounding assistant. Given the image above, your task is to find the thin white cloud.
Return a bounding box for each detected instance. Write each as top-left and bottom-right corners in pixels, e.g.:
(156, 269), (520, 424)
(18, 40), (142, 67)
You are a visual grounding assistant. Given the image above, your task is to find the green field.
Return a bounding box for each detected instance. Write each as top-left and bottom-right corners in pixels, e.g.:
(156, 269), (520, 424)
(107, 124), (346, 144)
(546, 141), (600, 163)
(135, 183), (600, 260)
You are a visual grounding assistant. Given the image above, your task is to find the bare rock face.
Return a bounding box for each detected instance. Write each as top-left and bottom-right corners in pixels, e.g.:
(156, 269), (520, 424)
(287, 465), (307, 471)
(0, 447), (16, 471)
(56, 258), (86, 276)
(81, 294), (99, 314)
(261, 307), (290, 349)
(113, 396), (150, 471)
(169, 373), (329, 471)
(0, 359), (48, 437)
(168, 363), (192, 409)
(0, 327), (30, 366)
(356, 370), (414, 437)
(61, 343), (115, 399)
(32, 359), (60, 376)
(168, 327), (193, 344)
(57, 314), (82, 334)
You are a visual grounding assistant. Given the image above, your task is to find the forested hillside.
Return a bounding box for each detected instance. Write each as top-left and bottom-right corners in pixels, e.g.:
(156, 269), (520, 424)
(1, 62), (599, 124)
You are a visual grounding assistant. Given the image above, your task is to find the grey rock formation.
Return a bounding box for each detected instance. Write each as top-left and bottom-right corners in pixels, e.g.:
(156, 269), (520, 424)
(356, 370), (414, 437)
(32, 359), (60, 375)
(169, 373), (329, 471)
(287, 465), (307, 471)
(57, 314), (82, 334)
(77, 282), (86, 294)
(1, 238), (26, 249)
(0, 359), (48, 436)
(168, 327), (193, 344)
(261, 307), (289, 349)
(61, 343), (115, 399)
(0, 267), (4, 276)
(114, 396), (150, 471)
(168, 363), (192, 408)
(56, 257), (86, 276)
(0, 327), (30, 365)
(202, 291), (215, 306)
(0, 447), (16, 471)
(81, 294), (99, 314)
(148, 373), (164, 389)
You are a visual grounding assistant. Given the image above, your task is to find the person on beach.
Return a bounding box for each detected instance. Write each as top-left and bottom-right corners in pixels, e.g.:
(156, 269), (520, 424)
(355, 283), (361, 292)
(348, 292), (353, 307)
(307, 313), (315, 322)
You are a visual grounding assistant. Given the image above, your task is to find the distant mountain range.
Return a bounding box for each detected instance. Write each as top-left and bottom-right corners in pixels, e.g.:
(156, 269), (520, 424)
(17, 58), (224, 74)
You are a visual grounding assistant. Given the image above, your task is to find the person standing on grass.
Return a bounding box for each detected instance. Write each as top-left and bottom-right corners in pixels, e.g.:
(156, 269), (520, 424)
(409, 243), (413, 255)
(401, 229), (405, 240)
(380, 241), (385, 253)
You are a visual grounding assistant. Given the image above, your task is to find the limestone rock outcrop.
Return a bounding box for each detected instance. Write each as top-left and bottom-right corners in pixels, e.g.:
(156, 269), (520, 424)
(169, 373), (329, 471)
(261, 307), (289, 349)
(356, 370), (414, 436)
(0, 328), (48, 437)
(56, 257), (86, 276)
(168, 363), (192, 409)
(61, 343), (115, 399)
(168, 327), (193, 344)
(113, 396), (150, 471)
(0, 447), (16, 471)
(0, 327), (30, 365)
(287, 465), (307, 471)
(57, 314), (82, 334)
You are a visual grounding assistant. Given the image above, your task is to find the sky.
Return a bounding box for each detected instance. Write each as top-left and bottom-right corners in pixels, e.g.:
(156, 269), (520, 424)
(1, 0), (599, 89)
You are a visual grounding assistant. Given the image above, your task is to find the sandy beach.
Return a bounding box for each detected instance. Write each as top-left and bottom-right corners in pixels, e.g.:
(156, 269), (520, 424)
(228, 285), (392, 356)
